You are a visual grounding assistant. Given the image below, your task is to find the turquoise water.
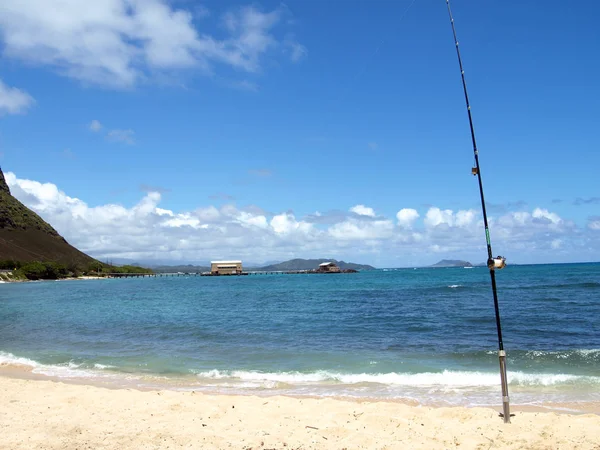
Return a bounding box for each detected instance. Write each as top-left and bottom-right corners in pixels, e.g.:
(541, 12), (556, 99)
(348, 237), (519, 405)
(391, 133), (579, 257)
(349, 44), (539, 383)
(1, 263), (599, 407)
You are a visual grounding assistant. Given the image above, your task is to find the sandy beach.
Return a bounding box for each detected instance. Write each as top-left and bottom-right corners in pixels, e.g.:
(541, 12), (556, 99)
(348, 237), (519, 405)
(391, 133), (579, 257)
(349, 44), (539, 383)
(1, 375), (599, 450)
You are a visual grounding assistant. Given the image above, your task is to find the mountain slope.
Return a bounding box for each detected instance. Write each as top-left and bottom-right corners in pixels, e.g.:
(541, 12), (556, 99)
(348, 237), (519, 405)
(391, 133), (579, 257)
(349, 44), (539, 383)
(0, 168), (95, 267)
(258, 258), (375, 271)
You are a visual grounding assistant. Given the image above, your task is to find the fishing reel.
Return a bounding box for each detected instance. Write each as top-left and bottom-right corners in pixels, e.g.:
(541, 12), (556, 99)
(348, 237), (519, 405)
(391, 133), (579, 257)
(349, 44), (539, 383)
(487, 256), (506, 270)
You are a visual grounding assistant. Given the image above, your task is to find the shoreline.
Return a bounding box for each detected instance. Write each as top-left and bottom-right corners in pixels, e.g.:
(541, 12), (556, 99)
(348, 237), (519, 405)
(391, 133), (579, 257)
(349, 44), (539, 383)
(0, 275), (109, 283)
(1, 364), (598, 416)
(1, 374), (599, 449)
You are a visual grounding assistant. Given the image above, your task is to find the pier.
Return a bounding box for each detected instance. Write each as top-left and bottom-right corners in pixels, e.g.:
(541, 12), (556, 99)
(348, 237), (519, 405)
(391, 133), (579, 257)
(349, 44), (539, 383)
(105, 272), (200, 278)
(105, 269), (357, 278)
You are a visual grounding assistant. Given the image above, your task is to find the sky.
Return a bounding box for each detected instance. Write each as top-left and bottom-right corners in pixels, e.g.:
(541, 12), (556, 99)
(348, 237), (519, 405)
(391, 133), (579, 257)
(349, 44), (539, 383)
(0, 0), (599, 267)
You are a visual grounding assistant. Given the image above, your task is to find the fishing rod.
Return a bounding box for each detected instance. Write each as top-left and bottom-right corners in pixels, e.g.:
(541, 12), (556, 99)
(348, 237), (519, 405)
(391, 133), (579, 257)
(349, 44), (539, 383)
(445, 0), (511, 423)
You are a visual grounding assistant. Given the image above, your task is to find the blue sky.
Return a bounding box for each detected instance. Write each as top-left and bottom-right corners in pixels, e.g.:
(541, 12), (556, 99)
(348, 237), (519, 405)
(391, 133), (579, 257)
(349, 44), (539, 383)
(1, 0), (599, 267)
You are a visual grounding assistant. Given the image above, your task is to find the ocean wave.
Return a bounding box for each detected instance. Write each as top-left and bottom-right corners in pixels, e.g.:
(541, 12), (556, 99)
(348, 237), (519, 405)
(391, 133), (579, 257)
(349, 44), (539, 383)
(193, 368), (600, 388)
(448, 284), (462, 288)
(517, 282), (600, 290)
(3, 351), (599, 391)
(93, 363), (116, 370)
(520, 349), (600, 364)
(456, 349), (600, 366)
(0, 351), (114, 378)
(0, 351), (39, 367)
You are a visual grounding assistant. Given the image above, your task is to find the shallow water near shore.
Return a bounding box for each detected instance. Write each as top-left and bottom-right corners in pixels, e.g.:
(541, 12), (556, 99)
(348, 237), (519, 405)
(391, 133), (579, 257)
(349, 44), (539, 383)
(1, 263), (599, 409)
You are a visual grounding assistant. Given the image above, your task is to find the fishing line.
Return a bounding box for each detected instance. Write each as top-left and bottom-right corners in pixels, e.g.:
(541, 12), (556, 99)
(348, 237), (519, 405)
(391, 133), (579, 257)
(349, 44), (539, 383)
(445, 0), (512, 423)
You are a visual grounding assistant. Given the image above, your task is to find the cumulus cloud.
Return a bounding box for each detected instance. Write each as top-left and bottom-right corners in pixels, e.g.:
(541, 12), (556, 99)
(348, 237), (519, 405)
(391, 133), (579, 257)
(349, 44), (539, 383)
(532, 207), (562, 225)
(424, 207), (454, 228)
(270, 212), (312, 235)
(5, 171), (598, 265)
(350, 204), (376, 217)
(0, 1), (306, 88)
(329, 219), (394, 241)
(396, 208), (419, 228)
(424, 207), (478, 229)
(0, 79), (35, 115)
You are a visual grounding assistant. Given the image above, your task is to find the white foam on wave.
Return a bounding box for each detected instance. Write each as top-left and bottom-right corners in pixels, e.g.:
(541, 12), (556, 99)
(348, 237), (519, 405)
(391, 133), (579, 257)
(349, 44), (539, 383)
(448, 284), (462, 288)
(194, 369), (600, 388)
(524, 349), (600, 360)
(4, 351), (598, 394)
(0, 351), (115, 379)
(93, 363), (116, 370)
(0, 351), (40, 367)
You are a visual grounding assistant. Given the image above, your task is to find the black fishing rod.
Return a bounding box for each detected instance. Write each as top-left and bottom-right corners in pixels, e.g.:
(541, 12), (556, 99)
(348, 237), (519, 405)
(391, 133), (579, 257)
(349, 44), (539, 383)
(445, 0), (511, 423)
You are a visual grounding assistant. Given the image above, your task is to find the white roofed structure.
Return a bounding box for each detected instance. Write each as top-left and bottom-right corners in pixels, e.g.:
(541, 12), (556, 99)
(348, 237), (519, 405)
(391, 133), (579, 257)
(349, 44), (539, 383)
(210, 260), (243, 275)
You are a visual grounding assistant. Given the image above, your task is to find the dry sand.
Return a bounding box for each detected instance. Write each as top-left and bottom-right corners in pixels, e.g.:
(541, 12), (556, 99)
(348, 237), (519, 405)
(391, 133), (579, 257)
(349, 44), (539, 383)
(1, 376), (599, 449)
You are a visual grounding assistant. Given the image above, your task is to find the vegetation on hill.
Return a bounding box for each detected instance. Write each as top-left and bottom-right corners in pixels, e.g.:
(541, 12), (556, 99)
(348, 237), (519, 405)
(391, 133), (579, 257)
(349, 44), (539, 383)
(0, 167), (95, 268)
(0, 167), (151, 280)
(0, 259), (153, 281)
(258, 258), (375, 271)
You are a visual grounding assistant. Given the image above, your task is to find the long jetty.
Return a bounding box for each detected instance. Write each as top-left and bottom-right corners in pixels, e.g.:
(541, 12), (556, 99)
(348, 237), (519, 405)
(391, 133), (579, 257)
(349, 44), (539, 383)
(105, 272), (198, 278)
(106, 269), (356, 278)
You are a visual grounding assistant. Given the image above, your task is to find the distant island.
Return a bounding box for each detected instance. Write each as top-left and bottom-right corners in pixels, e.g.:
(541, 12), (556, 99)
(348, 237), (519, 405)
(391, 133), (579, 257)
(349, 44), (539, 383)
(257, 259), (375, 272)
(152, 259), (376, 274)
(429, 259), (473, 268)
(152, 264), (211, 273)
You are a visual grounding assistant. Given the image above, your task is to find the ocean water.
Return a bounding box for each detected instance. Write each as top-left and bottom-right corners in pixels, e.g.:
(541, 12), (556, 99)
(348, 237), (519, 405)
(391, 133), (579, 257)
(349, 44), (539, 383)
(1, 263), (599, 408)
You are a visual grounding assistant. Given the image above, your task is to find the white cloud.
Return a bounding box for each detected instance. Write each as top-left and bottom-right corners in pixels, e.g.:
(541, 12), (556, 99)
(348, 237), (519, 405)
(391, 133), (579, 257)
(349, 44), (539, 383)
(106, 129), (135, 145)
(424, 207), (478, 229)
(424, 207), (455, 228)
(396, 208), (419, 228)
(270, 212), (312, 235)
(350, 204), (376, 217)
(0, 79), (35, 115)
(238, 211), (268, 229)
(329, 219), (394, 240)
(532, 207), (561, 225)
(89, 120), (103, 132)
(5, 171), (598, 266)
(0, 1), (305, 88)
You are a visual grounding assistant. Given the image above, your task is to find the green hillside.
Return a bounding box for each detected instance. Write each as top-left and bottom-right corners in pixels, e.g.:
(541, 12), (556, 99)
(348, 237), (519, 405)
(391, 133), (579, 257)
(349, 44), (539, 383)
(0, 167), (95, 267)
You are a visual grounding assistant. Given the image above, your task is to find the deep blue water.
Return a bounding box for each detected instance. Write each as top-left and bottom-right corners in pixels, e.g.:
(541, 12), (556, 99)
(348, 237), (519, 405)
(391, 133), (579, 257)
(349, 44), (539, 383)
(1, 263), (599, 406)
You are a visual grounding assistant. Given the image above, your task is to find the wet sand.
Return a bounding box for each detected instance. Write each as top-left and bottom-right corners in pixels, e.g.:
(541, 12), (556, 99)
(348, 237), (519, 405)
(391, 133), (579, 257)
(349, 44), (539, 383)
(1, 374), (599, 449)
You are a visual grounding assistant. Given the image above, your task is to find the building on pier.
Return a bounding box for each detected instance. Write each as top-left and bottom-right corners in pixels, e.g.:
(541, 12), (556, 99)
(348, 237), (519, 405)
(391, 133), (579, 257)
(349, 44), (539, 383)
(316, 262), (341, 273)
(210, 260), (243, 275)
